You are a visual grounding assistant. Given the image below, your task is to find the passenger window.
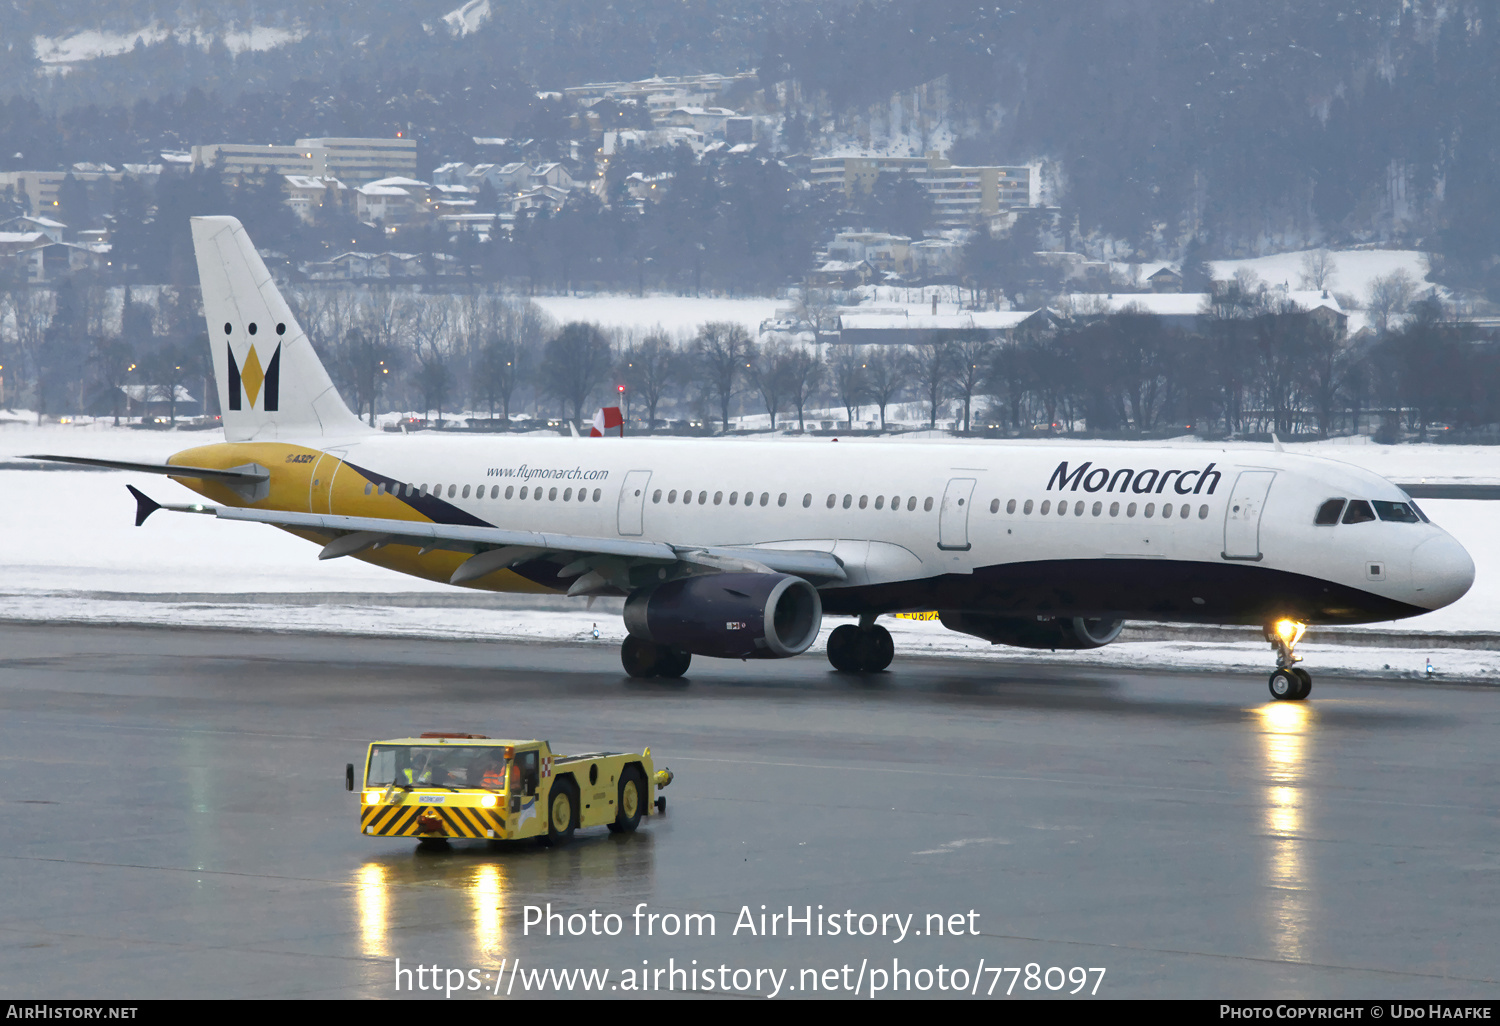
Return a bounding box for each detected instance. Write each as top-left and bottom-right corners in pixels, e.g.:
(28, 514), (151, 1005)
(907, 496), (917, 511)
(858, 495), (868, 509)
(778, 493), (787, 507)
(701, 491), (710, 505)
(891, 495), (901, 510)
(563, 487), (573, 501)
(760, 492), (770, 506)
(1007, 499), (1017, 514)
(448, 485), (457, 498)
(731, 492), (740, 505)
(802, 494), (811, 508)
(592, 488), (601, 502)
(491, 485), (499, 499)
(547, 487), (557, 501)
(924, 497), (934, 512)
(682, 490), (691, 504)
(1109, 501), (1119, 517)
(505, 486), (514, 499)
(1314, 499), (1346, 525)
(1198, 504), (1209, 519)
(825, 494), (834, 508)
(717, 491), (725, 505)
(1343, 500), (1376, 524)
(420, 484), (429, 496)
(989, 498), (999, 513)
(1092, 501), (1102, 516)
(843, 494), (852, 509)
(1373, 500), (1420, 524)
(1071, 501), (1081, 516)
(1127, 502), (1137, 517)
(519, 486), (528, 499)
(1040, 500), (1051, 515)
(1023, 499), (1033, 515)
(668, 489), (677, 503)
(652, 489), (662, 503)
(580, 489), (588, 502)
(461, 485), (470, 499)
(1144, 503), (1155, 518)
(1161, 503), (1173, 518)
(364, 482), (373, 495)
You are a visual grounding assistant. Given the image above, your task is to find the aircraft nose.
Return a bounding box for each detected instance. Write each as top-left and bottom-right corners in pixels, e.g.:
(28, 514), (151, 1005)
(1411, 533), (1476, 610)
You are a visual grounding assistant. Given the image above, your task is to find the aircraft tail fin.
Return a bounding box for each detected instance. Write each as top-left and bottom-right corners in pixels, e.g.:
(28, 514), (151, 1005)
(190, 216), (366, 442)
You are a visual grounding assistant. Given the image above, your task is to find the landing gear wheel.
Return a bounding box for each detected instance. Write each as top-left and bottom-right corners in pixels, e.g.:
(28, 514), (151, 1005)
(543, 780), (578, 845)
(855, 624), (894, 672)
(1269, 668), (1303, 701)
(656, 647), (691, 679)
(621, 635), (659, 678)
(1292, 667), (1313, 700)
(608, 767), (646, 833)
(827, 624), (862, 672)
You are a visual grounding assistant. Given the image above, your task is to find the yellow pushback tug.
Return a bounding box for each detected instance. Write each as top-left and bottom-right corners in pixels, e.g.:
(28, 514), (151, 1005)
(346, 733), (673, 848)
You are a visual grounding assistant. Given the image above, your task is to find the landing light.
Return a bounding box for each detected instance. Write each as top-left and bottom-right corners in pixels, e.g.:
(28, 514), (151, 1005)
(1274, 619), (1306, 645)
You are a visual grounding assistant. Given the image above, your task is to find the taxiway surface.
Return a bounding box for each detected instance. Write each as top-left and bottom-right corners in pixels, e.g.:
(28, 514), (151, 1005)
(1, 623), (1496, 999)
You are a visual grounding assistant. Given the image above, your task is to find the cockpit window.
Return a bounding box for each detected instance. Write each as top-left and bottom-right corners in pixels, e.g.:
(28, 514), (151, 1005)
(1342, 500), (1377, 524)
(1314, 499), (1346, 525)
(1409, 501), (1430, 523)
(1373, 500), (1421, 524)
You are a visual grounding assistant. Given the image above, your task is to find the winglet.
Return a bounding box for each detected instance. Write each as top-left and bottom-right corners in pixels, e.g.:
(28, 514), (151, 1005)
(1271, 433), (1285, 453)
(126, 484), (162, 527)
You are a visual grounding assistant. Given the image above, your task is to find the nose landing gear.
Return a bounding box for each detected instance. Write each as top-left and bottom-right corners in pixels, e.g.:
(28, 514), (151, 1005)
(1265, 620), (1312, 700)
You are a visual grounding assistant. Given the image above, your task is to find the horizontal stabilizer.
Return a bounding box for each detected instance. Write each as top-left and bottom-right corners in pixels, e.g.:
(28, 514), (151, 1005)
(27, 454), (268, 484)
(125, 484), (161, 527)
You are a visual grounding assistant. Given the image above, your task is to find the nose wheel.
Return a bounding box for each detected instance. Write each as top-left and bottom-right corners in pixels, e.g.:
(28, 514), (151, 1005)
(1265, 621), (1312, 700)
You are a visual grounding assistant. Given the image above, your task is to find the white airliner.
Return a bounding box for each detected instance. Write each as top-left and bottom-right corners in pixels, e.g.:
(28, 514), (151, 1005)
(31, 217), (1476, 700)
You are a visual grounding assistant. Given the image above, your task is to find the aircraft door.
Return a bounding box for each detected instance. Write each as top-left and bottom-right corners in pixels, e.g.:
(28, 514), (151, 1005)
(617, 470), (652, 536)
(309, 449), (347, 513)
(1222, 471), (1276, 560)
(938, 477), (977, 551)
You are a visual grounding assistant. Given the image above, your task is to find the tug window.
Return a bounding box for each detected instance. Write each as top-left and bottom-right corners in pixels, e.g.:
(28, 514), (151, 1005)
(1314, 499), (1346, 525)
(1373, 500), (1421, 524)
(1343, 500), (1377, 524)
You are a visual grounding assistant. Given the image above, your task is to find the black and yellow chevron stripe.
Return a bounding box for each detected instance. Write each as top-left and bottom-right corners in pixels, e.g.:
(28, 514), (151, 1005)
(361, 801), (507, 839)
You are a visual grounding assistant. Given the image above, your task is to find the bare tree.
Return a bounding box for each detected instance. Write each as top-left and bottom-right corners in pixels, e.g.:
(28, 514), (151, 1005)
(693, 321), (752, 433)
(748, 340), (796, 429)
(475, 297), (547, 423)
(783, 347), (824, 432)
(619, 328), (679, 429)
(949, 336), (993, 432)
(542, 321), (613, 426)
(827, 347), (867, 426)
(1367, 269), (1415, 335)
(1298, 249), (1338, 291)
(911, 342), (954, 429)
(862, 346), (909, 430)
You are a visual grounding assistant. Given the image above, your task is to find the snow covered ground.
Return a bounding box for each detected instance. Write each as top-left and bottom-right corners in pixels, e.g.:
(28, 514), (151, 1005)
(1210, 249), (1430, 301)
(529, 295), (782, 338)
(33, 24), (304, 66)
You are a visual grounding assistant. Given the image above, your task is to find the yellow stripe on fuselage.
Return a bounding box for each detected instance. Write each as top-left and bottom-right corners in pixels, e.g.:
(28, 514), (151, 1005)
(165, 441), (555, 594)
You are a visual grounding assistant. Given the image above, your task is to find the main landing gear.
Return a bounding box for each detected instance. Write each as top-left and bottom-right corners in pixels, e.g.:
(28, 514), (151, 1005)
(1265, 619), (1312, 701)
(620, 635), (691, 680)
(827, 617), (894, 673)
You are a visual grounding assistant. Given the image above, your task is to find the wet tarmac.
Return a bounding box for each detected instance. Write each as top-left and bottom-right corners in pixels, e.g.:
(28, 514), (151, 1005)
(1, 622), (1496, 999)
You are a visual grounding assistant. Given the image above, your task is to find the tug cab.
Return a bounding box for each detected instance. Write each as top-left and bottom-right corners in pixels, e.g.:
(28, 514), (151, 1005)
(346, 733), (672, 847)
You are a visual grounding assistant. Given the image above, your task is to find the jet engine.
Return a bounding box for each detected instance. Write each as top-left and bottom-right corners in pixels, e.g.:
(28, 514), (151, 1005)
(938, 612), (1125, 650)
(624, 572), (822, 659)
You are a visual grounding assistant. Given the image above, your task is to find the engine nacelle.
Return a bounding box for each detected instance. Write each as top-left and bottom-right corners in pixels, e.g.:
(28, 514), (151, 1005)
(624, 572), (822, 659)
(938, 612), (1125, 650)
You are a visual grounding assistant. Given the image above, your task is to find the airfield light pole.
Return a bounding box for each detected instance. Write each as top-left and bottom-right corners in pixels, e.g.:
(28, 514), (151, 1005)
(618, 384), (627, 436)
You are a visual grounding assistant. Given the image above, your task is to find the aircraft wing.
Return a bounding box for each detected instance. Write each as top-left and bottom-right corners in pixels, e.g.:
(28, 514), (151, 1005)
(126, 486), (847, 590)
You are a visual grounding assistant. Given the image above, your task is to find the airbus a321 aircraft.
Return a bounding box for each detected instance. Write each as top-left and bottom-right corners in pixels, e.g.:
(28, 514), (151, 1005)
(33, 217), (1475, 700)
